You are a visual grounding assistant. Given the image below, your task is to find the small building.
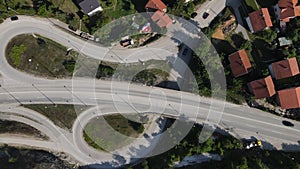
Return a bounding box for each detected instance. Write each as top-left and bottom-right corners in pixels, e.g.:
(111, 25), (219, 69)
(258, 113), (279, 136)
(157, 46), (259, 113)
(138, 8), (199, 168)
(151, 10), (172, 28)
(78, 0), (103, 16)
(228, 50), (252, 77)
(248, 76), (276, 99)
(145, 0), (167, 12)
(246, 8), (273, 33)
(277, 87), (300, 109)
(269, 57), (300, 80)
(278, 37), (293, 47)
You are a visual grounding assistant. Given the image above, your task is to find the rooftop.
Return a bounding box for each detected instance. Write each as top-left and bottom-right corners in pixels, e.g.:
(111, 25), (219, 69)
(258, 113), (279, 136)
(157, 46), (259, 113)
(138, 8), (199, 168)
(246, 8), (273, 33)
(278, 0), (300, 22)
(248, 76), (276, 99)
(79, 0), (103, 16)
(270, 57), (300, 80)
(228, 50), (252, 77)
(151, 10), (172, 28)
(278, 37), (293, 46)
(145, 0), (167, 12)
(278, 86), (300, 109)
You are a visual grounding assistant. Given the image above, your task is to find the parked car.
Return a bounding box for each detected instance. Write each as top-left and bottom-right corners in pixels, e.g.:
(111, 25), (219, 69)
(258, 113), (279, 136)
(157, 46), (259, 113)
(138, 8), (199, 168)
(202, 12), (209, 19)
(243, 139), (262, 149)
(10, 16), (18, 21)
(282, 120), (294, 127)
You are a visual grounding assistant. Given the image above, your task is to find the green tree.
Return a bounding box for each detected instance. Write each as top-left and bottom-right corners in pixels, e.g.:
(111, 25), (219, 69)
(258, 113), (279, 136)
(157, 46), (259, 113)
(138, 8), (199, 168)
(37, 4), (48, 16)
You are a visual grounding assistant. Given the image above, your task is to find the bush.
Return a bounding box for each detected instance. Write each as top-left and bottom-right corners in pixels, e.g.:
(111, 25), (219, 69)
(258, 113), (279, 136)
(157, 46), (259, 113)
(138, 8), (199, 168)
(9, 44), (26, 67)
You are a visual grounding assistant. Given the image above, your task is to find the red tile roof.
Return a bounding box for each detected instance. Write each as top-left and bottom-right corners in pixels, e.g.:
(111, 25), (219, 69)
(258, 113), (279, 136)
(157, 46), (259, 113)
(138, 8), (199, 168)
(248, 8), (273, 32)
(271, 57), (300, 80)
(278, 0), (300, 22)
(278, 87), (300, 109)
(248, 76), (276, 99)
(229, 50), (252, 77)
(151, 10), (172, 28)
(145, 0), (167, 12)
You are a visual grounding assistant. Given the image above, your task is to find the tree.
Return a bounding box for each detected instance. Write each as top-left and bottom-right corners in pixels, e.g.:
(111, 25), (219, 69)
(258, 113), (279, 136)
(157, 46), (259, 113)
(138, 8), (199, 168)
(37, 4), (48, 16)
(257, 29), (277, 43)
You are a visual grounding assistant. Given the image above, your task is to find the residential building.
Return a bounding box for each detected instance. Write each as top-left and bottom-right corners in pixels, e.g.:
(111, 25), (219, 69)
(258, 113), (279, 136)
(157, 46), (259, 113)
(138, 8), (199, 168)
(269, 57), (300, 80)
(145, 0), (172, 28)
(145, 0), (167, 12)
(274, 0), (300, 23)
(277, 87), (300, 109)
(228, 50), (252, 77)
(151, 10), (172, 28)
(246, 8), (273, 33)
(78, 0), (103, 16)
(248, 76), (276, 99)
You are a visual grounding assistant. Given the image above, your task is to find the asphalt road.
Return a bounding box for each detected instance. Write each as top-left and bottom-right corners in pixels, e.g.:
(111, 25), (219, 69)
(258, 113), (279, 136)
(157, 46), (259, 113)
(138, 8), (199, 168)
(0, 14), (299, 168)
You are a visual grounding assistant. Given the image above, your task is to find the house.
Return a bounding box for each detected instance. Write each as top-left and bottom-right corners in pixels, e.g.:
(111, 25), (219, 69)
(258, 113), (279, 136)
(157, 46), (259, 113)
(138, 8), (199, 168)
(274, 0), (300, 23)
(78, 0), (103, 16)
(269, 57), (300, 80)
(151, 10), (172, 28)
(229, 50), (252, 77)
(145, 0), (167, 12)
(248, 76), (276, 99)
(246, 8), (273, 33)
(145, 0), (172, 28)
(277, 87), (300, 109)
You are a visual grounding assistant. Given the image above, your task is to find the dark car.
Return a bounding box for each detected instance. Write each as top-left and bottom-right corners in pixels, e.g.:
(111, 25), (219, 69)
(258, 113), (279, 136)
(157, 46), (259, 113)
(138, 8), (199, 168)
(10, 16), (18, 21)
(202, 12), (209, 19)
(282, 120), (294, 127)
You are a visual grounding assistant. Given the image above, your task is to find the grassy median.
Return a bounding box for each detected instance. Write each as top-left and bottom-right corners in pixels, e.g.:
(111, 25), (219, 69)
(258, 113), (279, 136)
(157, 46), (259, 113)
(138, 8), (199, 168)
(23, 104), (88, 131)
(84, 114), (146, 151)
(6, 34), (78, 78)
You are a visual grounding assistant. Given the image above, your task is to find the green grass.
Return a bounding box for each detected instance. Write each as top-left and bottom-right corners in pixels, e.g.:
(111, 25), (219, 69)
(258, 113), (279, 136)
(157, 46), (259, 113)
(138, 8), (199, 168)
(8, 44), (26, 67)
(84, 114), (145, 151)
(0, 119), (49, 140)
(51, 0), (79, 14)
(6, 34), (78, 78)
(23, 104), (89, 130)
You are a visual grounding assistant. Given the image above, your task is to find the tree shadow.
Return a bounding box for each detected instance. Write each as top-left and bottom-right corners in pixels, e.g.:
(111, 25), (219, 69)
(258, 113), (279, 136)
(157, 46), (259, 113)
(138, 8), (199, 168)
(282, 141), (300, 151)
(211, 38), (236, 55)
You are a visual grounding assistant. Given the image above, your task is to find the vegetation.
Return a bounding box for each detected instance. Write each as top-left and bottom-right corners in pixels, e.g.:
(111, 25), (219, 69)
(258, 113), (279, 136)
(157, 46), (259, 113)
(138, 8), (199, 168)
(0, 144), (76, 169)
(127, 121), (300, 169)
(128, 121), (243, 169)
(0, 119), (48, 140)
(244, 0), (259, 11)
(202, 7), (235, 38)
(256, 0), (278, 8)
(96, 60), (170, 85)
(24, 104), (88, 130)
(183, 149), (300, 169)
(84, 114), (146, 151)
(8, 44), (26, 67)
(6, 34), (78, 78)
